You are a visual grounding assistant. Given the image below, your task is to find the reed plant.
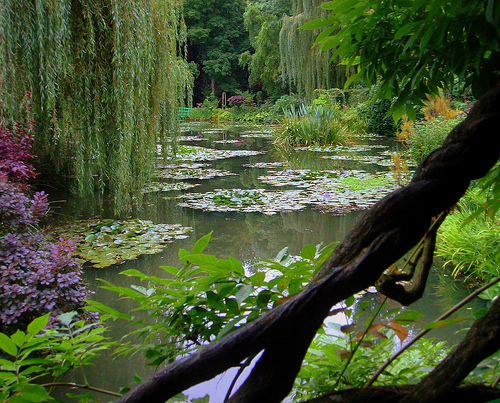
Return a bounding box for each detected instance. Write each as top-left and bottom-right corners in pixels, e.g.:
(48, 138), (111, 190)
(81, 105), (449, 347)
(273, 103), (356, 147)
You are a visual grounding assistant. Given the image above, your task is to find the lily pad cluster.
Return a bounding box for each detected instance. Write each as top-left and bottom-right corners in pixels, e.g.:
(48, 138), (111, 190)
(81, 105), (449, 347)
(172, 145), (265, 162)
(242, 162), (288, 169)
(143, 181), (200, 193)
(240, 129), (274, 139)
(55, 219), (192, 268)
(177, 169), (402, 215)
(156, 165), (237, 180)
(177, 188), (308, 215)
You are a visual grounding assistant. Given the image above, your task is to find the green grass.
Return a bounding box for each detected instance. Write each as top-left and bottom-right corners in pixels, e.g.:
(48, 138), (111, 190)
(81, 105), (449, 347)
(437, 191), (500, 281)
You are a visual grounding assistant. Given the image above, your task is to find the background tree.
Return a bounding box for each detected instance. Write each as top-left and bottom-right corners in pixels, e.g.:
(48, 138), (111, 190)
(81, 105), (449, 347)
(184, 0), (250, 104)
(240, 0), (292, 102)
(311, 0), (500, 119)
(0, 0), (193, 214)
(280, 0), (353, 102)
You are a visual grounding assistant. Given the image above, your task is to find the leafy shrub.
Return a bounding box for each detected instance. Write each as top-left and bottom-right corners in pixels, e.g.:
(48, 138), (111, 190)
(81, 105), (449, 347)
(269, 94), (303, 115)
(0, 312), (109, 402)
(0, 95), (94, 333)
(227, 94), (247, 107)
(408, 117), (463, 163)
(357, 98), (401, 136)
(90, 233), (335, 366)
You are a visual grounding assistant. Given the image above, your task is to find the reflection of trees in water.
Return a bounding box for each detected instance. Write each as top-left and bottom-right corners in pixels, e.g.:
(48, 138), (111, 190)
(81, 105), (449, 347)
(279, 209), (364, 253)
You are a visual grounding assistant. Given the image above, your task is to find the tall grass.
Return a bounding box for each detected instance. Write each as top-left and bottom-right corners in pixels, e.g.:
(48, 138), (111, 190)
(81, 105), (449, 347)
(272, 104), (361, 147)
(437, 191), (500, 281)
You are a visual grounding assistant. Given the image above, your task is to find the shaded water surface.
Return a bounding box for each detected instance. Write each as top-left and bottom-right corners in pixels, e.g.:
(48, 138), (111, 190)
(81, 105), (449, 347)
(51, 123), (483, 401)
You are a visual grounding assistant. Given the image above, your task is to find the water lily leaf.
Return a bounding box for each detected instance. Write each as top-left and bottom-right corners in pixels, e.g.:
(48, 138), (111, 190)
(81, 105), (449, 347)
(51, 220), (192, 268)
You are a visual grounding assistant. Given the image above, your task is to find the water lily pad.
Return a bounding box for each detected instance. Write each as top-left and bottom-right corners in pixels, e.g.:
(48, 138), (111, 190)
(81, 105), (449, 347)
(177, 188), (309, 215)
(53, 219), (192, 268)
(179, 135), (205, 142)
(242, 162), (288, 169)
(156, 166), (237, 180)
(170, 145), (265, 162)
(240, 129), (274, 139)
(142, 181), (200, 193)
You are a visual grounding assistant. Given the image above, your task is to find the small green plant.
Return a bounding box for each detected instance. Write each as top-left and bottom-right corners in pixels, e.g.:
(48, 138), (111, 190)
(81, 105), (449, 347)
(290, 299), (448, 401)
(0, 312), (113, 402)
(89, 233), (335, 367)
(408, 116), (464, 163)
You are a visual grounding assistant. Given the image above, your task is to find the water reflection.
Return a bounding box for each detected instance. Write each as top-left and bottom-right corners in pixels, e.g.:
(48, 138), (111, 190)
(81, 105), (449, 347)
(51, 123), (481, 401)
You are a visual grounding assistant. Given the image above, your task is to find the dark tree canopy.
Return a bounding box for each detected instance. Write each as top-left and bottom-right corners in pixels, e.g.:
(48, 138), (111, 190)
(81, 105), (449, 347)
(184, 0), (251, 103)
(306, 0), (500, 118)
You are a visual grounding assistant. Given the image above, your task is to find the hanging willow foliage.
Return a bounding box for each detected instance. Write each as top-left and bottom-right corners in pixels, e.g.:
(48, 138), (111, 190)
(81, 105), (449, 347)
(280, 0), (350, 102)
(0, 0), (193, 214)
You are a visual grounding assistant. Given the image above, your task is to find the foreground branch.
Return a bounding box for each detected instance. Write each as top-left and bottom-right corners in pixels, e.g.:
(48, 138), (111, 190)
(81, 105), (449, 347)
(117, 86), (500, 403)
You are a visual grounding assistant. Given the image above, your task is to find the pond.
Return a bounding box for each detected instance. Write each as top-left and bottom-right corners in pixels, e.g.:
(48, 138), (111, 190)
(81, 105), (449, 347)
(49, 123), (484, 402)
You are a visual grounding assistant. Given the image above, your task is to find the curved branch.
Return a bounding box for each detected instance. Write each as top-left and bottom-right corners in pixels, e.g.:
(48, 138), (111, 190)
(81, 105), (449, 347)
(117, 85), (500, 403)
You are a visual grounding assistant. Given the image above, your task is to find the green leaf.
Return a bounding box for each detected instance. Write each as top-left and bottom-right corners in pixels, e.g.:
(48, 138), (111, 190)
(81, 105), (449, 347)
(192, 231), (213, 254)
(13, 384), (52, 403)
(56, 312), (77, 327)
(300, 244), (317, 260)
(300, 19), (332, 30)
(394, 22), (419, 40)
(0, 333), (18, 356)
(235, 284), (254, 306)
(422, 317), (467, 329)
(27, 314), (50, 336)
(185, 254), (220, 270)
(120, 269), (147, 279)
(206, 291), (225, 310)
(86, 300), (131, 320)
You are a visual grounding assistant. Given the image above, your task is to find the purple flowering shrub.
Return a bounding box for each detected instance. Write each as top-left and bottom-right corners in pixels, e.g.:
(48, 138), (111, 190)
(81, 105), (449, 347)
(0, 93), (37, 183)
(0, 94), (94, 333)
(227, 94), (248, 107)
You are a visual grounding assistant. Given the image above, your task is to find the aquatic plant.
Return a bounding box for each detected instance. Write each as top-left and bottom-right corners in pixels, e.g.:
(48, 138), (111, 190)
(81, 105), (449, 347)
(53, 219), (193, 268)
(273, 104), (352, 147)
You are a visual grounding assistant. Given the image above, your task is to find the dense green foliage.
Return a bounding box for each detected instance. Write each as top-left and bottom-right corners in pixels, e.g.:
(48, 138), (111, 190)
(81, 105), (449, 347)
(280, 0), (353, 102)
(408, 117), (465, 163)
(272, 103), (357, 146)
(0, 0), (193, 213)
(184, 0), (250, 104)
(240, 0), (292, 101)
(437, 189), (500, 281)
(308, 0), (500, 119)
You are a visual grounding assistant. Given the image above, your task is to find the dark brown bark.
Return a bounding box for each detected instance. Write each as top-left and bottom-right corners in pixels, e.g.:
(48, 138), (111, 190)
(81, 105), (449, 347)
(303, 384), (500, 403)
(117, 86), (500, 403)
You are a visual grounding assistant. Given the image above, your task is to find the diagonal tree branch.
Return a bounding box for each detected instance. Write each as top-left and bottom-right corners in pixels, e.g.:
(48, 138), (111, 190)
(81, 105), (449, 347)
(117, 85), (500, 403)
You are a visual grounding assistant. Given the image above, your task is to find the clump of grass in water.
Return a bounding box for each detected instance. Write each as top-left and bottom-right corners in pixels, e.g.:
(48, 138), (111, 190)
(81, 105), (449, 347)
(273, 104), (356, 147)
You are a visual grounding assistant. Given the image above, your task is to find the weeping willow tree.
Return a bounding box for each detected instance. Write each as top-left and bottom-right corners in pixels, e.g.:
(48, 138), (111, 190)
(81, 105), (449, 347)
(0, 0), (193, 214)
(280, 0), (350, 102)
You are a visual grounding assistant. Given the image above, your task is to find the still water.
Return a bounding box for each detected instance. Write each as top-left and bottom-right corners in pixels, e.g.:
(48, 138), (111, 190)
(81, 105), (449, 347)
(52, 123), (482, 401)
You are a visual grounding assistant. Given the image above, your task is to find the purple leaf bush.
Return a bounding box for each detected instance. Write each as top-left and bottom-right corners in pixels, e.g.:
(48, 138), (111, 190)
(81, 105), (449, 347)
(0, 93), (95, 333)
(227, 94), (248, 107)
